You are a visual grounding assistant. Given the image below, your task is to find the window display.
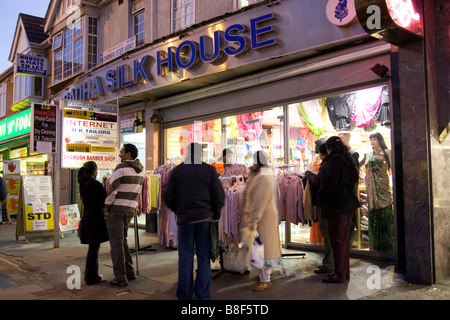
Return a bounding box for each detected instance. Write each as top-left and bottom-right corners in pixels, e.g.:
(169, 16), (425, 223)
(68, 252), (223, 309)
(163, 85), (393, 254)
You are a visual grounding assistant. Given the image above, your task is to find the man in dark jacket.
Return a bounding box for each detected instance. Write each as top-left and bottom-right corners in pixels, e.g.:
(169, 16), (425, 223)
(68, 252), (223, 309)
(164, 142), (225, 300)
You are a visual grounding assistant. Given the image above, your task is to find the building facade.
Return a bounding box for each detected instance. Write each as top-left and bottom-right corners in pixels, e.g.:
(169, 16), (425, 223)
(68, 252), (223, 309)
(2, 0), (448, 285)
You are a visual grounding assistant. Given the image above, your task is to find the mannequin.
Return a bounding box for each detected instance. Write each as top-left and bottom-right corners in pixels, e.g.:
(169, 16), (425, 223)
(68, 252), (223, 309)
(364, 132), (394, 252)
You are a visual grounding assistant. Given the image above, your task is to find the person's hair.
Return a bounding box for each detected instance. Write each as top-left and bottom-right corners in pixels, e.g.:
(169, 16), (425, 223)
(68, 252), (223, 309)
(314, 138), (326, 154)
(123, 143), (138, 159)
(369, 132), (388, 150)
(326, 136), (358, 183)
(78, 161), (97, 190)
(222, 148), (233, 158)
(318, 143), (327, 156)
(252, 150), (268, 172)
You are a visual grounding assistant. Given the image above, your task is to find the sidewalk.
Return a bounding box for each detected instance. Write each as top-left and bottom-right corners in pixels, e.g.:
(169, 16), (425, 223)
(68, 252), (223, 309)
(1, 223), (449, 301)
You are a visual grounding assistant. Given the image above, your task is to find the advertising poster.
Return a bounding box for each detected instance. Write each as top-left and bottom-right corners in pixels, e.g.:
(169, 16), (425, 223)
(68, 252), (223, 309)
(3, 160), (21, 220)
(30, 103), (57, 153)
(22, 176), (54, 232)
(61, 100), (119, 170)
(59, 204), (80, 232)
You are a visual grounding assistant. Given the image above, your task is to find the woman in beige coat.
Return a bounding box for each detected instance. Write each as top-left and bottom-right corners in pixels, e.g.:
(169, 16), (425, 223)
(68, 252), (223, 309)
(241, 151), (281, 291)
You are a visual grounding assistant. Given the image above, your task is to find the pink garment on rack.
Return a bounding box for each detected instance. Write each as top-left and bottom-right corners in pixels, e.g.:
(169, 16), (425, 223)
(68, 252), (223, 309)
(235, 112), (263, 139)
(277, 173), (305, 225)
(351, 86), (384, 127)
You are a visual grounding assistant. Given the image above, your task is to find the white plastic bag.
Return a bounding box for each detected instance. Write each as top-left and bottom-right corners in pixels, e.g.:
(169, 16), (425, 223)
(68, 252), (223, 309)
(251, 232), (264, 269)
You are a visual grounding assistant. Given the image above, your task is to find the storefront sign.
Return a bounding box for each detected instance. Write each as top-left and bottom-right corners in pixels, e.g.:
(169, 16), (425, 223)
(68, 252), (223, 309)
(62, 13), (278, 101)
(355, 0), (422, 45)
(326, 0), (358, 27)
(99, 37), (136, 65)
(0, 109), (31, 141)
(61, 100), (119, 170)
(23, 175), (54, 232)
(31, 103), (57, 153)
(15, 53), (48, 77)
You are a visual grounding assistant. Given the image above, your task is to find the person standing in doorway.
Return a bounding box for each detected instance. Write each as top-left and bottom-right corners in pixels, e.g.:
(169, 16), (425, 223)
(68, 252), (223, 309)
(306, 142), (334, 275)
(105, 144), (145, 287)
(164, 142), (225, 300)
(306, 136), (360, 283)
(78, 161), (109, 285)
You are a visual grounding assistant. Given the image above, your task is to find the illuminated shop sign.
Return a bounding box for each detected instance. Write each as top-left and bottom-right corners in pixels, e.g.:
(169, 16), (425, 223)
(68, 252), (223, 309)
(61, 100), (119, 170)
(63, 13), (277, 101)
(355, 0), (422, 45)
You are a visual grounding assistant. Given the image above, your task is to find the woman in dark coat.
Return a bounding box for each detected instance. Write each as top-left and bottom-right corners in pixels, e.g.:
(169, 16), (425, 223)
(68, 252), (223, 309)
(306, 136), (360, 283)
(78, 161), (109, 285)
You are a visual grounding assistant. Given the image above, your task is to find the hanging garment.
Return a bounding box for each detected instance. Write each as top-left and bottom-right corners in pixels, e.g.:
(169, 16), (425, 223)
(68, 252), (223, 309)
(375, 86), (390, 126)
(297, 99), (327, 137)
(351, 86), (384, 127)
(325, 94), (353, 130)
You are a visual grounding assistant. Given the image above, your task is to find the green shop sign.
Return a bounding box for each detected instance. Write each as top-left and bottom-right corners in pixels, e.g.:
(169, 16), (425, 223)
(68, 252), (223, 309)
(0, 109), (31, 141)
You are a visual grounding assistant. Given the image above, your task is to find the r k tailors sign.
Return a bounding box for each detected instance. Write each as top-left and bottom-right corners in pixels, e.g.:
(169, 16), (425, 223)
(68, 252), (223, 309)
(61, 13), (278, 102)
(61, 100), (119, 170)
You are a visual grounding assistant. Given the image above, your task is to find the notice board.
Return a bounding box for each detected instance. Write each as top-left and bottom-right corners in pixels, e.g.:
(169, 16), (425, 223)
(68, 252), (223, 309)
(16, 175), (54, 242)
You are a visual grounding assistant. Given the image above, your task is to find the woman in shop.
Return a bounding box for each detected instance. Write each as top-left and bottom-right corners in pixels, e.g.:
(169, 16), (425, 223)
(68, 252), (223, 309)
(364, 132), (394, 252)
(305, 136), (360, 283)
(78, 161), (109, 285)
(241, 151), (281, 291)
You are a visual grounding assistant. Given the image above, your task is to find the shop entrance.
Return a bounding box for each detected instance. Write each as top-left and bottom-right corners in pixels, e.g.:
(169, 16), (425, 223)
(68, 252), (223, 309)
(162, 84), (394, 260)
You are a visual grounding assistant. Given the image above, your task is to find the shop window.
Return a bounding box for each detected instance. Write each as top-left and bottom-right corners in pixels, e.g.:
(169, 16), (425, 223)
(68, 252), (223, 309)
(163, 85), (394, 256)
(172, 0), (194, 32)
(133, 0), (145, 46)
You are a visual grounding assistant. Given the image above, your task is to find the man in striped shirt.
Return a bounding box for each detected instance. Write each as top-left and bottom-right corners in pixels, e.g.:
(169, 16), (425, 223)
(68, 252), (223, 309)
(105, 143), (145, 287)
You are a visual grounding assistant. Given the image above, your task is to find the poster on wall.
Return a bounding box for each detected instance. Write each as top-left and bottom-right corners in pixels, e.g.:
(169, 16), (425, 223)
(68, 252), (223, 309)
(22, 175), (54, 232)
(3, 160), (21, 222)
(59, 204), (80, 232)
(30, 103), (57, 153)
(61, 100), (119, 170)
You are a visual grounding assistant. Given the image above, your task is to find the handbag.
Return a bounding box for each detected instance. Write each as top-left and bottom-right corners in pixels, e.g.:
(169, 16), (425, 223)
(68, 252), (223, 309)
(210, 220), (220, 262)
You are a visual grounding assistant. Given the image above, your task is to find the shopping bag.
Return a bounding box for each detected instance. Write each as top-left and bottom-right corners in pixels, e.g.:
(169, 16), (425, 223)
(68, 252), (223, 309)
(210, 220), (220, 263)
(222, 245), (250, 274)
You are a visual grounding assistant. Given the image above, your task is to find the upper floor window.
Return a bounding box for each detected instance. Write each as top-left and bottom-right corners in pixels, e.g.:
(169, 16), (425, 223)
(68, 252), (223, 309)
(13, 74), (44, 104)
(0, 84), (6, 118)
(53, 18), (84, 82)
(133, 0), (145, 45)
(172, 0), (194, 32)
(88, 17), (98, 69)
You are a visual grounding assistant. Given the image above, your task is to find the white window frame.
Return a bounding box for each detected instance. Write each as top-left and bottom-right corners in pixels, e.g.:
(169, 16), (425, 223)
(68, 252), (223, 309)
(12, 74), (44, 104)
(133, 0), (145, 46)
(52, 17), (84, 83)
(87, 17), (98, 69)
(172, 0), (195, 33)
